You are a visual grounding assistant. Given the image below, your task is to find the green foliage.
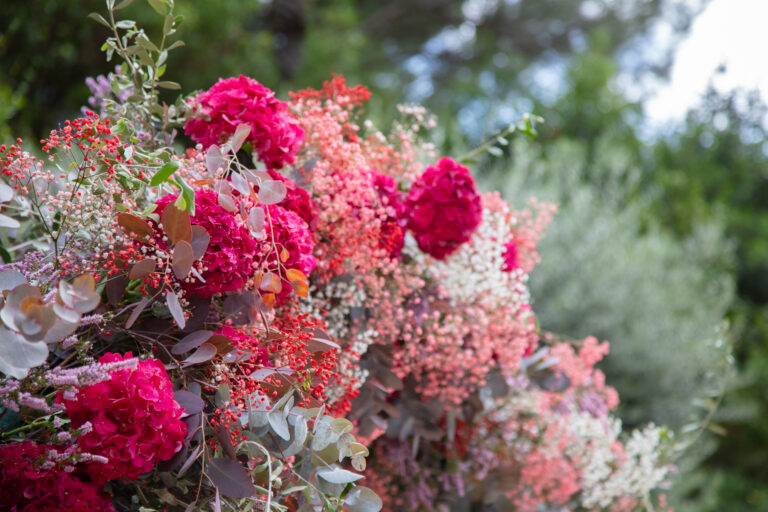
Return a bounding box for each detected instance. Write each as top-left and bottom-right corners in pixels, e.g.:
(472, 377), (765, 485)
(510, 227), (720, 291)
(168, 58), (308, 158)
(645, 87), (768, 510)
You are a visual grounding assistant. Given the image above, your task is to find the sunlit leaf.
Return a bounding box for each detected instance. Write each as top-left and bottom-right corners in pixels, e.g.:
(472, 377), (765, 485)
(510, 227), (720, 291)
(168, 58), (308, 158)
(229, 124), (251, 153)
(161, 203), (192, 245)
(118, 212), (154, 241)
(129, 258), (156, 280)
(150, 160), (181, 186)
(258, 180), (286, 205)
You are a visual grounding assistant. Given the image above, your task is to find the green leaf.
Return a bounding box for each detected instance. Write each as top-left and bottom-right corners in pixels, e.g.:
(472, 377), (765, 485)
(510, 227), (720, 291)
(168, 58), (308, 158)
(163, 14), (174, 36)
(173, 176), (196, 216)
(166, 40), (185, 52)
(317, 466), (364, 484)
(136, 35), (160, 53)
(146, 0), (169, 15)
(0, 246), (12, 263)
(344, 486), (383, 512)
(88, 12), (112, 29)
(114, 0), (135, 10)
(157, 81), (181, 90)
(115, 19), (136, 29)
(150, 160), (181, 186)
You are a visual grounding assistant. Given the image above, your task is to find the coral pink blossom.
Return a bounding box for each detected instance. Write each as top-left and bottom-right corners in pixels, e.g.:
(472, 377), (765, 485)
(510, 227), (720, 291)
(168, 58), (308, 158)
(0, 441), (114, 512)
(405, 157), (482, 259)
(156, 190), (260, 298)
(370, 170), (406, 259)
(184, 75), (303, 169)
(260, 204), (316, 295)
(59, 353), (187, 484)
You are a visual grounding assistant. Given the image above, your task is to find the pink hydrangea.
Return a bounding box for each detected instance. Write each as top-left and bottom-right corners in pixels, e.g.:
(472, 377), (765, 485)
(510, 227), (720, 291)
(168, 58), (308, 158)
(184, 75), (304, 169)
(265, 169), (318, 230)
(260, 204), (316, 296)
(156, 190), (260, 298)
(405, 157), (482, 260)
(58, 353), (187, 484)
(370, 170), (406, 259)
(501, 239), (520, 272)
(0, 441), (115, 512)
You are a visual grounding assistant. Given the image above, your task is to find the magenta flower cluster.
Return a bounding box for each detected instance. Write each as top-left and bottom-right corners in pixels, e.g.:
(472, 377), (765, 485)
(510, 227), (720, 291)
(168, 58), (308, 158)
(156, 190), (260, 298)
(405, 157), (482, 260)
(58, 353), (187, 484)
(184, 75), (304, 169)
(266, 169), (318, 230)
(0, 441), (114, 512)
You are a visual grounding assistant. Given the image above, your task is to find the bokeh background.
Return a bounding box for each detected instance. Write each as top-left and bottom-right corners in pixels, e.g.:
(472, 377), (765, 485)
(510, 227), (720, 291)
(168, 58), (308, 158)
(2, 1), (768, 509)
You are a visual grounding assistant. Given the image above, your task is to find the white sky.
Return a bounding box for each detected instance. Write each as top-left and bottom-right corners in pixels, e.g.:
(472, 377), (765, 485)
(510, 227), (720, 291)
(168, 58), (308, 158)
(645, 0), (768, 124)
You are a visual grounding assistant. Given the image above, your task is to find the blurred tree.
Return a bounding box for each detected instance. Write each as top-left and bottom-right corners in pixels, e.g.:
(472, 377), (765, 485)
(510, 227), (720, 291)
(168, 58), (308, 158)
(646, 87), (768, 511)
(1, 0), (705, 141)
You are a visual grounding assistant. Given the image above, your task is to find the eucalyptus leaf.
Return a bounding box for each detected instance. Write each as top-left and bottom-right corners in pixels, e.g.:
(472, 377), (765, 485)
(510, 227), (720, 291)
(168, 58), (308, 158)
(166, 291), (186, 329)
(316, 466), (364, 485)
(206, 458), (255, 499)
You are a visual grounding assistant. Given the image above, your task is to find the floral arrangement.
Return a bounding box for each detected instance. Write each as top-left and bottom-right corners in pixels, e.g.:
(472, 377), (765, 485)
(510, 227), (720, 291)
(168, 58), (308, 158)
(0, 2), (675, 511)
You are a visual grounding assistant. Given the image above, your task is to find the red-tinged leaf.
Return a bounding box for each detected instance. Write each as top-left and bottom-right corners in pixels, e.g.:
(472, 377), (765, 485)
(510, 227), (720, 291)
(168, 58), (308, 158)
(117, 213), (153, 240)
(217, 193), (237, 212)
(166, 291), (186, 329)
(174, 389), (205, 415)
(261, 293), (275, 307)
(258, 180), (286, 205)
(171, 330), (213, 355)
(230, 171), (250, 196)
(291, 279), (309, 298)
(177, 445), (202, 477)
(129, 258), (156, 280)
(259, 271), (282, 294)
(182, 343), (217, 366)
(229, 124), (251, 153)
(173, 240), (194, 279)
(106, 274), (127, 305)
(191, 179), (212, 186)
(280, 247), (289, 263)
(190, 225), (210, 260)
(205, 144), (224, 174)
(208, 334), (234, 355)
(206, 457), (255, 499)
(247, 207), (265, 236)
(285, 268), (306, 283)
(126, 296), (150, 328)
(161, 203), (192, 245)
(307, 328), (340, 352)
(242, 168), (270, 185)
